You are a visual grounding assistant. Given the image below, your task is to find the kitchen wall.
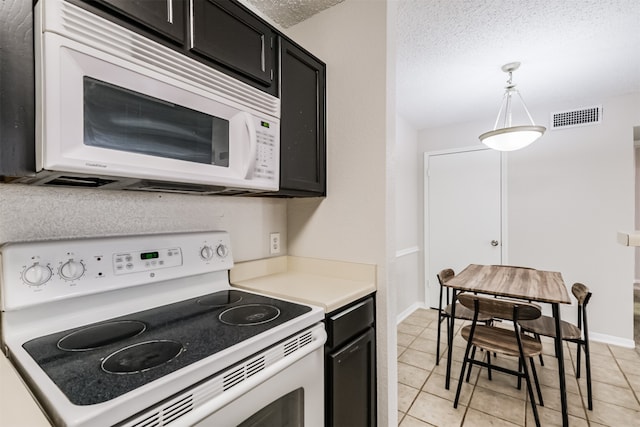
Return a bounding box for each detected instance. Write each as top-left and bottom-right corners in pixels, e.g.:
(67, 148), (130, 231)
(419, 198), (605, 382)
(283, 0), (398, 425)
(395, 115), (423, 319)
(0, 185), (287, 262)
(417, 92), (640, 346)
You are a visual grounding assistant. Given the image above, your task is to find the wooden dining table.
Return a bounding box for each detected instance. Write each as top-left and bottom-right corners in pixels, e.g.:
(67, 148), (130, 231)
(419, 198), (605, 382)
(443, 264), (572, 426)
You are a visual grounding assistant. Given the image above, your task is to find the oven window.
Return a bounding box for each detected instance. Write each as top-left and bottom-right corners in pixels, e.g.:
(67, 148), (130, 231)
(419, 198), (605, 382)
(237, 388), (304, 427)
(83, 77), (230, 167)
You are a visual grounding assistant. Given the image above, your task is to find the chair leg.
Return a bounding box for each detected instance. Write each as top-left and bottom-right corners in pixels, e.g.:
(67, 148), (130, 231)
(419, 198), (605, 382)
(436, 315), (442, 366)
(576, 341), (582, 379)
(535, 333), (544, 366)
(466, 346), (477, 382)
(520, 356), (541, 427)
(486, 351), (492, 381)
(584, 341), (593, 410)
(529, 357), (544, 406)
(517, 358), (522, 390)
(454, 337), (474, 408)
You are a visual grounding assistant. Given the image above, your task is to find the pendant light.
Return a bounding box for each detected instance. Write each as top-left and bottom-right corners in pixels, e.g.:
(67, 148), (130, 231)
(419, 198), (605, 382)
(479, 62), (545, 151)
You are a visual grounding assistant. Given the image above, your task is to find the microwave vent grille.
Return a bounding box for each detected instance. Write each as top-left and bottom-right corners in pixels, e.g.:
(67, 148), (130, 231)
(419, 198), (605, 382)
(56, 1), (280, 118)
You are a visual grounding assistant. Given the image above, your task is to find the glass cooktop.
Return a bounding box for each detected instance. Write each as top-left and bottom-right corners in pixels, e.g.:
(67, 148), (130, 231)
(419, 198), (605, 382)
(22, 290), (311, 405)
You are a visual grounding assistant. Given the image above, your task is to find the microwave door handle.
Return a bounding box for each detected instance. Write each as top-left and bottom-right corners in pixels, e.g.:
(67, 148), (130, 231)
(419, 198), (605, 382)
(241, 113), (258, 179)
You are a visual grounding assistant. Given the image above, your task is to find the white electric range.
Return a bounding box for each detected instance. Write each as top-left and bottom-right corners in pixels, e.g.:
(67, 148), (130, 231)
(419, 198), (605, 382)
(0, 231), (325, 426)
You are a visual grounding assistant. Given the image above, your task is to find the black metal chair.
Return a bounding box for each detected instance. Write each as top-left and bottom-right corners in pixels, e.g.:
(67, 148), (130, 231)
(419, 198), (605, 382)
(435, 268), (492, 365)
(453, 294), (544, 427)
(519, 282), (593, 410)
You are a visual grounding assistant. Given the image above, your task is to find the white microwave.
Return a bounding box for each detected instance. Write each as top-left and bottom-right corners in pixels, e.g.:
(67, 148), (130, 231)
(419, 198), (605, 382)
(25, 0), (280, 194)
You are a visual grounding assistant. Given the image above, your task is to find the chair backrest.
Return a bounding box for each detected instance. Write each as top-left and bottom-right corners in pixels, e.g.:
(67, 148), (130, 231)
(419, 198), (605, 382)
(571, 282), (592, 335)
(437, 268), (455, 286)
(571, 282), (592, 306)
(437, 268), (456, 308)
(458, 293), (541, 322)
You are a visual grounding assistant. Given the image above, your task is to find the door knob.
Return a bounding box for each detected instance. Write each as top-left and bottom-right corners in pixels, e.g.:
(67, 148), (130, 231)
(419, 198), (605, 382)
(491, 240), (499, 246)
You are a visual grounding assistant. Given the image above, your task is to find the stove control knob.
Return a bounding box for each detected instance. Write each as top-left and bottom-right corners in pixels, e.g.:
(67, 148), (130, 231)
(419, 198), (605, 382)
(216, 244), (229, 258)
(59, 260), (85, 281)
(200, 245), (215, 261)
(22, 263), (53, 286)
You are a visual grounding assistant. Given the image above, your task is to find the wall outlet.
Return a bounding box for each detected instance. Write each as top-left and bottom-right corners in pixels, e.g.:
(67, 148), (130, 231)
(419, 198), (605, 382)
(269, 232), (281, 255)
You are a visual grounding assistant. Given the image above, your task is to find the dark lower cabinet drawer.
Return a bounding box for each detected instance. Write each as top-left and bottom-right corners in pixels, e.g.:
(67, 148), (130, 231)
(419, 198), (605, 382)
(325, 295), (376, 427)
(327, 296), (374, 348)
(327, 327), (376, 427)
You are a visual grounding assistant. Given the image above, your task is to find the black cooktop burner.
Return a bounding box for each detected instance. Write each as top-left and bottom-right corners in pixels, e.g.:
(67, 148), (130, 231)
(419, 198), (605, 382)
(197, 290), (243, 307)
(219, 304), (280, 326)
(57, 321), (146, 352)
(101, 340), (184, 374)
(22, 289), (312, 406)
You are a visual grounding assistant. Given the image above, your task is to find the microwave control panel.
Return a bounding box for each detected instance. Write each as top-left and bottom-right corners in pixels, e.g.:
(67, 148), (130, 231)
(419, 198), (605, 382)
(253, 119), (279, 182)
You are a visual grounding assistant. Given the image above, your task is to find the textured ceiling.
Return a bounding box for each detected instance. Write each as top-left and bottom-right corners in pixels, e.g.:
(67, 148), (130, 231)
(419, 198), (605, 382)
(251, 0), (640, 130)
(397, 0), (640, 129)
(246, 0), (344, 28)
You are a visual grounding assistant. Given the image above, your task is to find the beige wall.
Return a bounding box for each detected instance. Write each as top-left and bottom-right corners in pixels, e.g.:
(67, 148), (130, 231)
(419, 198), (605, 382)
(395, 115), (423, 318)
(285, 0), (398, 424)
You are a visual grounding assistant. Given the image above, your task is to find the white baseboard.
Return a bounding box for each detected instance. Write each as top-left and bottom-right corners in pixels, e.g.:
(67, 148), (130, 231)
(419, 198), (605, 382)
(590, 332), (636, 349)
(396, 302), (429, 325)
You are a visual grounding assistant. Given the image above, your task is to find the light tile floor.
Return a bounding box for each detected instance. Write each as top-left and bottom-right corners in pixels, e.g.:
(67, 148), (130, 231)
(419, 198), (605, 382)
(397, 308), (640, 426)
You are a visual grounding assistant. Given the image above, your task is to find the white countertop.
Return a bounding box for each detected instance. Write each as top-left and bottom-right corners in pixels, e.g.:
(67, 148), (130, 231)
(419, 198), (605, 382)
(0, 353), (50, 426)
(230, 256), (377, 313)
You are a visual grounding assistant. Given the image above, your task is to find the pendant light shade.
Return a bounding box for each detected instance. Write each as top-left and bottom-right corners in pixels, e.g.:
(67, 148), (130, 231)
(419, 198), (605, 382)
(480, 62), (545, 151)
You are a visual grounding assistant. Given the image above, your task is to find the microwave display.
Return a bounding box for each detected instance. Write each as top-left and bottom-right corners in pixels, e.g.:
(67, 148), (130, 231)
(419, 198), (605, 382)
(83, 77), (230, 167)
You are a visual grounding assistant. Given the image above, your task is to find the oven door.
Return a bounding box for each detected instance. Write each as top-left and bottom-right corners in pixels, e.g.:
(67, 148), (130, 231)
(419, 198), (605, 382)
(196, 340), (325, 427)
(36, 0), (279, 191)
(121, 323), (326, 427)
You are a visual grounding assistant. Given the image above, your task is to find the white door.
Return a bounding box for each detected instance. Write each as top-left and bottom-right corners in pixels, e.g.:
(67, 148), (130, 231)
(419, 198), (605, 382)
(425, 148), (503, 308)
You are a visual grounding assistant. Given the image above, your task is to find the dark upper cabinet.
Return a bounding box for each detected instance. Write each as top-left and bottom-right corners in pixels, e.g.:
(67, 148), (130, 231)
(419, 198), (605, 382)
(94, 0), (186, 43)
(0, 0), (35, 176)
(191, 0), (275, 87)
(278, 38), (326, 197)
(76, 0), (277, 96)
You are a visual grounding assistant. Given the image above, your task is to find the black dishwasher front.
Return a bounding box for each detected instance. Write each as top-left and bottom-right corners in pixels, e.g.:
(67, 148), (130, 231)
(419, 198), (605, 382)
(325, 295), (376, 427)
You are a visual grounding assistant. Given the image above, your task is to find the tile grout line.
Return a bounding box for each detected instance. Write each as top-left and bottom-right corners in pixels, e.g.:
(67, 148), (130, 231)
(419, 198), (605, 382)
(398, 320), (432, 426)
(607, 344), (640, 409)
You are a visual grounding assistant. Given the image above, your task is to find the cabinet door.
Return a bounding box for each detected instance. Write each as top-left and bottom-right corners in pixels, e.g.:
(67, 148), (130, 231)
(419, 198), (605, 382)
(279, 39), (326, 196)
(190, 0), (274, 87)
(94, 0), (185, 43)
(0, 0), (35, 175)
(328, 328), (376, 427)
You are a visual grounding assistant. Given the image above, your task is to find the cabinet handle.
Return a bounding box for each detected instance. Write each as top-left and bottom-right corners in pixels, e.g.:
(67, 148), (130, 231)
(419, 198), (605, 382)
(167, 0), (173, 24)
(260, 35), (265, 72)
(338, 345), (361, 364)
(189, 0), (195, 48)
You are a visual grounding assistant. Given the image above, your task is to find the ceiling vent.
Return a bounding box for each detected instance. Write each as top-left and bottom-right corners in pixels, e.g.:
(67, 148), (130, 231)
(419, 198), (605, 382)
(550, 105), (602, 130)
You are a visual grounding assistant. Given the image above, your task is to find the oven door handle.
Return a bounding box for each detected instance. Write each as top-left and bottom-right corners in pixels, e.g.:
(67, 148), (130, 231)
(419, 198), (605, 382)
(176, 326), (326, 426)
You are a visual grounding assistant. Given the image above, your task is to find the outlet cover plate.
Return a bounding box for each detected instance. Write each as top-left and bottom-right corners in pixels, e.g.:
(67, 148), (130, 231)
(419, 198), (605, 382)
(269, 233), (281, 254)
